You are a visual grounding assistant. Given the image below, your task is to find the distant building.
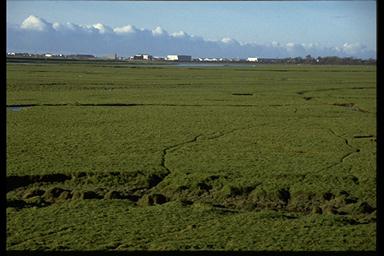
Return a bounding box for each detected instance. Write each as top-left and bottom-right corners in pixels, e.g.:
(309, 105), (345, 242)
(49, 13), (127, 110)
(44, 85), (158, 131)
(143, 54), (152, 60)
(153, 56), (165, 61)
(246, 57), (258, 62)
(133, 55), (144, 60)
(166, 55), (192, 62)
(203, 58), (217, 62)
(43, 53), (65, 58)
(133, 54), (153, 60)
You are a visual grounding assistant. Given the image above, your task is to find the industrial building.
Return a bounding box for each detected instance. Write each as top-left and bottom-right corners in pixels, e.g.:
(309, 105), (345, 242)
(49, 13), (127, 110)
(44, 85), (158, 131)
(166, 55), (192, 62)
(133, 54), (153, 60)
(246, 57), (258, 62)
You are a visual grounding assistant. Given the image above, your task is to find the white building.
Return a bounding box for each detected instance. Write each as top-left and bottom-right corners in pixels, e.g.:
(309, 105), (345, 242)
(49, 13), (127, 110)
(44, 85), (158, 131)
(203, 58), (218, 62)
(246, 57), (258, 62)
(132, 54), (152, 60)
(166, 55), (192, 62)
(142, 54), (152, 60)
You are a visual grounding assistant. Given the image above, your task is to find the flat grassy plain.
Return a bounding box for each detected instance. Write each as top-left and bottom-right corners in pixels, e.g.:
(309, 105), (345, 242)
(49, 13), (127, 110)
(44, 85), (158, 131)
(6, 61), (376, 250)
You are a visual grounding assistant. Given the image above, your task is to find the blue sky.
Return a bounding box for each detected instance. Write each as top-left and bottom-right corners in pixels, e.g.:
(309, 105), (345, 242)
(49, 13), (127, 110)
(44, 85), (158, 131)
(6, 1), (377, 58)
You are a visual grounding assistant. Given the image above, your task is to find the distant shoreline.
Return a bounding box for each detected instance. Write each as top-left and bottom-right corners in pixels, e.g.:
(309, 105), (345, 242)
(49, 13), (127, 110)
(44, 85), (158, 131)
(6, 56), (376, 66)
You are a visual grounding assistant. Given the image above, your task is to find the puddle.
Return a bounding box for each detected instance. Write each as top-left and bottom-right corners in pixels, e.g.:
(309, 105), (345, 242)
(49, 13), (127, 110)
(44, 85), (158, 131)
(9, 107), (23, 112)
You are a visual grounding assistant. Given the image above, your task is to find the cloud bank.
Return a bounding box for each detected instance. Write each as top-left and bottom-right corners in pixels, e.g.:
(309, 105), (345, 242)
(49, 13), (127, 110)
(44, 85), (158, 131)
(7, 15), (376, 59)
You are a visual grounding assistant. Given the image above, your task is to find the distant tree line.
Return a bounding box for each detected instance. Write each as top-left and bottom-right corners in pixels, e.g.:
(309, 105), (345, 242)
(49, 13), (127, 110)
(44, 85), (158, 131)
(259, 55), (376, 65)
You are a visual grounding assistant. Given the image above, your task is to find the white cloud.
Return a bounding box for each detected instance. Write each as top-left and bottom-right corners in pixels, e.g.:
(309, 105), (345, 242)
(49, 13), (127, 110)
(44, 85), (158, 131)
(113, 25), (137, 34)
(52, 22), (61, 30)
(171, 31), (187, 38)
(221, 37), (236, 44)
(341, 42), (366, 54)
(152, 26), (167, 36)
(92, 23), (112, 34)
(286, 42), (295, 48)
(20, 15), (49, 31)
(9, 15), (376, 59)
(52, 22), (84, 32)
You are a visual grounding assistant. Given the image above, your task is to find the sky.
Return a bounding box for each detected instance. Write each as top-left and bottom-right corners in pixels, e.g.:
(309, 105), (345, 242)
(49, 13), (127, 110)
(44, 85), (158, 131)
(6, 1), (377, 59)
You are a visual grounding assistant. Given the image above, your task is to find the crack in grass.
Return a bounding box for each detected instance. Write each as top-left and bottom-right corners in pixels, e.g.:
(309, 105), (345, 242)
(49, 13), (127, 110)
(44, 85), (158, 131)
(156, 125), (259, 189)
(332, 103), (369, 113)
(328, 129), (354, 149)
(160, 134), (204, 174)
(296, 87), (374, 114)
(353, 135), (375, 139)
(319, 129), (361, 172)
(296, 86), (375, 96)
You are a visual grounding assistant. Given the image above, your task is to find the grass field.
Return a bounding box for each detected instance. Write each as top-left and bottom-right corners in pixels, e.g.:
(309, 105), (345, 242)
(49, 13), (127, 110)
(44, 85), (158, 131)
(6, 62), (376, 250)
